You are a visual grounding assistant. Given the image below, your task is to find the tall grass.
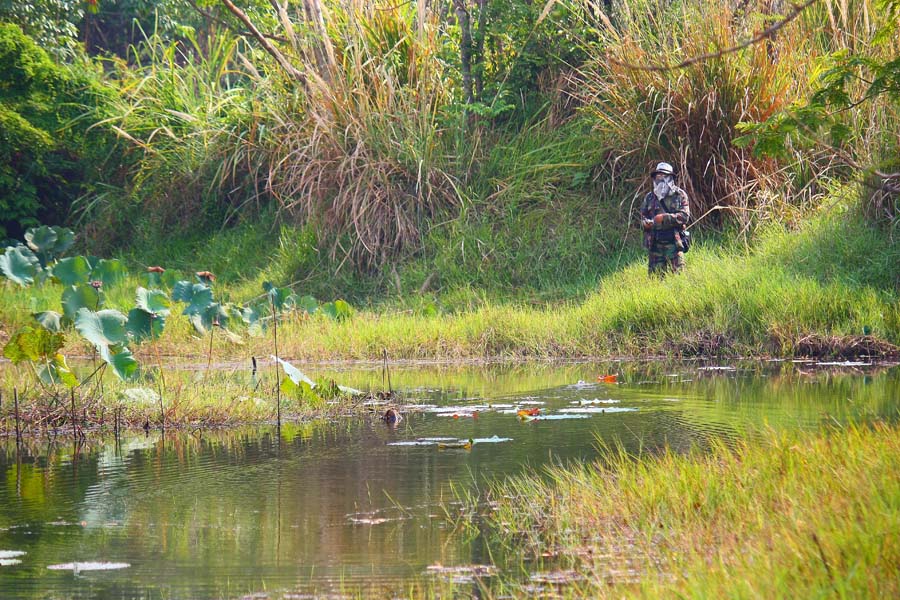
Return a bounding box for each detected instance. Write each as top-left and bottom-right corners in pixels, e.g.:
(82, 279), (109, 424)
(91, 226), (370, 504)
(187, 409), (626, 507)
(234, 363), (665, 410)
(5, 193), (895, 360)
(267, 0), (460, 270)
(77, 28), (273, 252)
(572, 0), (826, 230)
(472, 423), (900, 597)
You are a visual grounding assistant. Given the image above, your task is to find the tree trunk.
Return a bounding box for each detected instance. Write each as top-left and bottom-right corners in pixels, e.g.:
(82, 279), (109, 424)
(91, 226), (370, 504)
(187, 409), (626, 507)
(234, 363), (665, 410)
(473, 0), (487, 101)
(454, 0), (474, 105)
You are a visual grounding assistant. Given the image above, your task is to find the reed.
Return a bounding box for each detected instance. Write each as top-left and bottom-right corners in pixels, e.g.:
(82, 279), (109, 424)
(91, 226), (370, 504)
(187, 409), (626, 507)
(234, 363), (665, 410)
(266, 0), (459, 270)
(469, 422), (900, 597)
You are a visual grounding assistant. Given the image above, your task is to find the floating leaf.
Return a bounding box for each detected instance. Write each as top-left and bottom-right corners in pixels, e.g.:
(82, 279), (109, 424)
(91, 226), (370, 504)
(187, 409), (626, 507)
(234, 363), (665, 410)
(100, 344), (139, 380)
(273, 356), (316, 387)
(0, 245), (41, 286)
(91, 259), (127, 287)
(47, 562), (130, 571)
(135, 287), (170, 316)
(281, 377), (322, 406)
(126, 308), (165, 343)
(52, 256), (91, 285)
(75, 308), (128, 348)
(62, 283), (102, 322)
(33, 311), (63, 332)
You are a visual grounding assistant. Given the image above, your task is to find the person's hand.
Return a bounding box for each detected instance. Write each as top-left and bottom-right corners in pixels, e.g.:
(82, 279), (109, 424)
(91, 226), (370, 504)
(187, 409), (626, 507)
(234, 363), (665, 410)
(653, 213), (667, 226)
(642, 218), (653, 230)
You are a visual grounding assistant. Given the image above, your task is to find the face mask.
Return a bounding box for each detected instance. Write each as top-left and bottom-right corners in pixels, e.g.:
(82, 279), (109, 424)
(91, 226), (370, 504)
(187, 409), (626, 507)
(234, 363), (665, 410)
(653, 177), (671, 199)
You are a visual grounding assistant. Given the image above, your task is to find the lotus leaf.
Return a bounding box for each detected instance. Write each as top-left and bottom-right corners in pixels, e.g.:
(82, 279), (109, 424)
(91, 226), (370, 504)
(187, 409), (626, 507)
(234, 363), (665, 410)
(75, 308), (128, 349)
(3, 327), (66, 363)
(297, 295), (318, 314)
(127, 308), (165, 343)
(91, 259), (127, 286)
(273, 356), (317, 387)
(264, 282), (296, 311)
(280, 377), (322, 406)
(187, 302), (228, 335)
(62, 283), (102, 322)
(33, 311), (63, 332)
(25, 226), (73, 265)
(0, 245), (41, 286)
(52, 256), (91, 285)
(320, 299), (353, 321)
(36, 354), (78, 388)
(99, 344), (139, 380)
(135, 287), (171, 316)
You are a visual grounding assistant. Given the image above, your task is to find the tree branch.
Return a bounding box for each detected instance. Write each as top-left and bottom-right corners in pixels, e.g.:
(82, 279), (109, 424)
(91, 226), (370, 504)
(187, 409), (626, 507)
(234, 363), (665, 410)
(185, 0), (289, 44)
(219, 0), (307, 86)
(608, 0), (821, 72)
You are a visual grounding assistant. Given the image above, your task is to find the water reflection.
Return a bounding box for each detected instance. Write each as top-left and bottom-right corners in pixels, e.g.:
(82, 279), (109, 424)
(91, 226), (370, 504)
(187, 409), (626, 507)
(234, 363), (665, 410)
(0, 360), (897, 599)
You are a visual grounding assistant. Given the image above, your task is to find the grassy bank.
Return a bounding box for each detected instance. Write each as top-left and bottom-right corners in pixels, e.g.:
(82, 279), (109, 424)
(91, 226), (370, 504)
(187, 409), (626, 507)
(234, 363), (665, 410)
(463, 423), (900, 598)
(3, 199), (897, 364)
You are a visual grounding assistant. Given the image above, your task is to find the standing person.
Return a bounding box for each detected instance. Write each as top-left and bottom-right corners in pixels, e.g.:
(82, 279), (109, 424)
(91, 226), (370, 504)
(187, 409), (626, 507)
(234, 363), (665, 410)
(640, 161), (691, 275)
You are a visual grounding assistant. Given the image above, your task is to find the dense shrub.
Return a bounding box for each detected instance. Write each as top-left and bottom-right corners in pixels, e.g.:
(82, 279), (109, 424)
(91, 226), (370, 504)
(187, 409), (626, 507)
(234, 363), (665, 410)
(0, 23), (114, 242)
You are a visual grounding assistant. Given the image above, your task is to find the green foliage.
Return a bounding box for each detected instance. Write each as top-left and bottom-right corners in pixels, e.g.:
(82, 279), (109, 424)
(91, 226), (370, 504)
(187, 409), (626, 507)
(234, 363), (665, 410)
(52, 256), (92, 286)
(61, 283), (102, 322)
(74, 307), (128, 347)
(0, 245), (41, 286)
(33, 310), (63, 332)
(2, 324), (76, 387)
(0, 0), (83, 56)
(319, 299), (353, 322)
(0, 23), (114, 241)
(3, 325), (65, 363)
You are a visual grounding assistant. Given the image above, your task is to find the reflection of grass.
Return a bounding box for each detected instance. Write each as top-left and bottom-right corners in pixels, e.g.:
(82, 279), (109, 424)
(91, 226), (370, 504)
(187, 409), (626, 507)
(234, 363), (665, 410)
(467, 423), (900, 598)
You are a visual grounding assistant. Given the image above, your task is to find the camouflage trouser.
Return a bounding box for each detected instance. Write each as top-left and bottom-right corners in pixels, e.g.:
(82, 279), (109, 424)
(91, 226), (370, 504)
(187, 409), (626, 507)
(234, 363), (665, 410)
(648, 241), (684, 276)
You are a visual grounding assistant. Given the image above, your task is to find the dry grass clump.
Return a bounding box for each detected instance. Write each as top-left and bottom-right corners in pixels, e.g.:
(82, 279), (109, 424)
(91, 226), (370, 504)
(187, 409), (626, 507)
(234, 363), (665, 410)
(571, 1), (828, 228)
(267, 2), (459, 271)
(790, 333), (899, 359)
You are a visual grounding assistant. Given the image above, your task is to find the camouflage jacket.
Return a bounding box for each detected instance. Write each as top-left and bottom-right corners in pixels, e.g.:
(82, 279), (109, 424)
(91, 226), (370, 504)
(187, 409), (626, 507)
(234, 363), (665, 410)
(639, 186), (691, 249)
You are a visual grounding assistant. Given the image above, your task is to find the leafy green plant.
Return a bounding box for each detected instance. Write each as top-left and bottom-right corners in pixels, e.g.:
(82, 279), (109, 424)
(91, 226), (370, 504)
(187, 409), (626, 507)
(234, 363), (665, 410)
(0, 245), (41, 286)
(73, 307), (139, 380)
(2, 325), (77, 387)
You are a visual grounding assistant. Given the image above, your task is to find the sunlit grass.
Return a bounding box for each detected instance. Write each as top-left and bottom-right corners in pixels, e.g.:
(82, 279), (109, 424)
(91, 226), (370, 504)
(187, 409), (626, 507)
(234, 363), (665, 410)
(467, 423), (900, 597)
(1, 204), (897, 363)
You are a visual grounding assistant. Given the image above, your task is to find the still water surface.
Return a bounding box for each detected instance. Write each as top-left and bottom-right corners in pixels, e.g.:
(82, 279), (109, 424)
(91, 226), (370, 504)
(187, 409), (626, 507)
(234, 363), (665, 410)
(1, 360), (898, 599)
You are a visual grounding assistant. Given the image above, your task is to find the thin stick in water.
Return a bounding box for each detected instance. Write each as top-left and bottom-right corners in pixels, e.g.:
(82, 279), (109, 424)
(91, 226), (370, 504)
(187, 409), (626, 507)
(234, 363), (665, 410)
(272, 298), (281, 429)
(14, 388), (21, 443)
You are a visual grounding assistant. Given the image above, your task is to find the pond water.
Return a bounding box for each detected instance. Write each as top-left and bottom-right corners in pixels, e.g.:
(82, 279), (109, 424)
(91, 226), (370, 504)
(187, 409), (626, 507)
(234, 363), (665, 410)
(1, 359), (898, 599)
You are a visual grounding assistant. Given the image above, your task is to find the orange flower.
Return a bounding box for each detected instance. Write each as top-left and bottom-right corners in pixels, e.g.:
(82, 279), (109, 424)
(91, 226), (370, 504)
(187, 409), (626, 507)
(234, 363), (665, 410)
(597, 374), (618, 383)
(147, 266), (165, 273)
